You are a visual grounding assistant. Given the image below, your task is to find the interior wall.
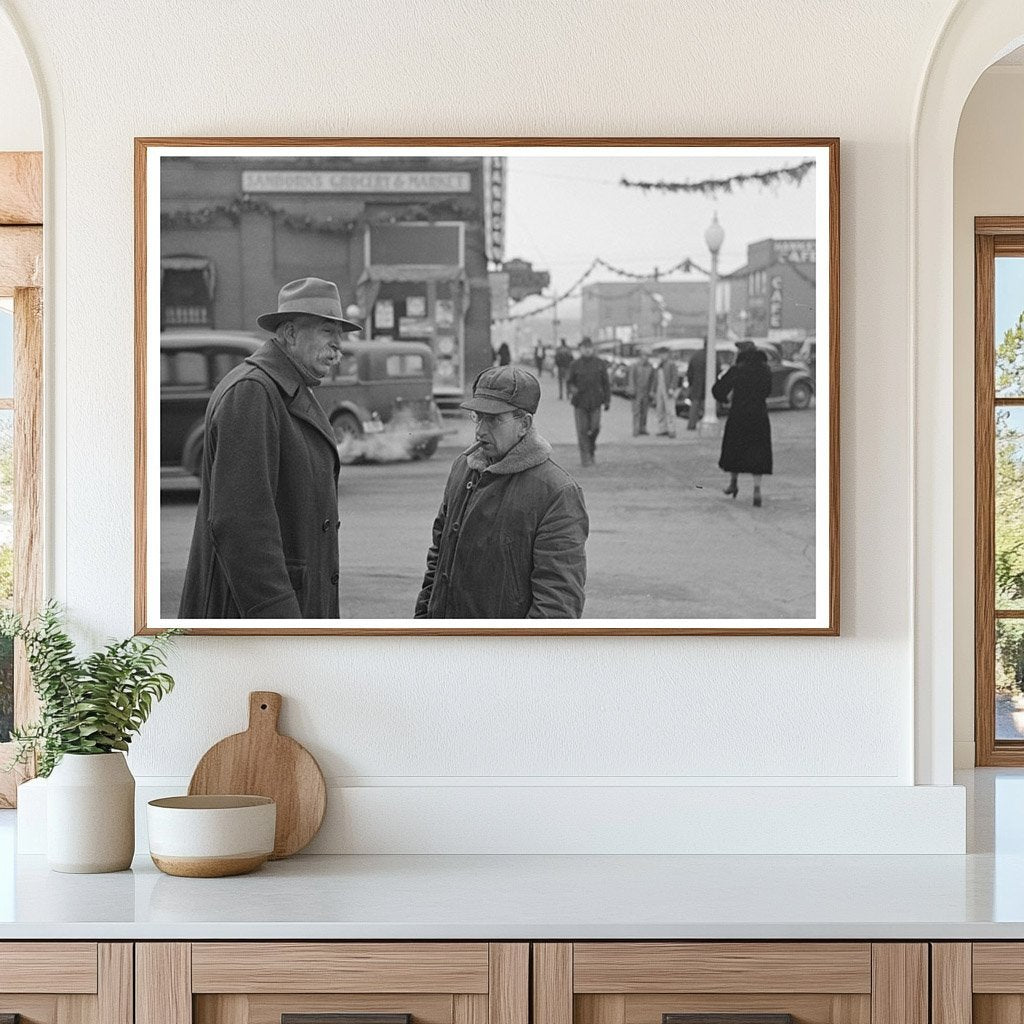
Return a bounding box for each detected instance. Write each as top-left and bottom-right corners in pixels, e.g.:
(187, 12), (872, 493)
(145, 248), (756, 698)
(0, 0), (978, 851)
(952, 65), (1024, 767)
(0, 9), (39, 151)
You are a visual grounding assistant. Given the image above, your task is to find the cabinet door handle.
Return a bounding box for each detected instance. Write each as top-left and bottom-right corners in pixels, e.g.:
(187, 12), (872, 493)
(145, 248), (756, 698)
(664, 1016), (795, 1024)
(283, 1015), (411, 1024)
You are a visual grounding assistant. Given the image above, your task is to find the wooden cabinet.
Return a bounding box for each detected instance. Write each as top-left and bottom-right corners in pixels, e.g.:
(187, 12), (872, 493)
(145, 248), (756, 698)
(0, 937), (942, 1024)
(136, 944), (528, 1024)
(0, 943), (132, 1024)
(532, 944), (928, 1024)
(932, 943), (1024, 1024)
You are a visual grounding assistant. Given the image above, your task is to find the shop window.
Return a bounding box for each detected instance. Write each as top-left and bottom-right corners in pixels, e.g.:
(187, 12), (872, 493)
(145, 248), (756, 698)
(161, 255), (215, 328)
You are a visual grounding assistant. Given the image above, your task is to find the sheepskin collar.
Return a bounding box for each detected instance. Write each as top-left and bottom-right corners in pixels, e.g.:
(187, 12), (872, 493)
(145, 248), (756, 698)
(466, 427), (553, 475)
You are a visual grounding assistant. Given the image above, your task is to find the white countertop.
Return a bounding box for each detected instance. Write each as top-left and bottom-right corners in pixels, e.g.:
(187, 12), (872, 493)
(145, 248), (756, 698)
(0, 768), (1021, 941)
(0, 849), (1021, 940)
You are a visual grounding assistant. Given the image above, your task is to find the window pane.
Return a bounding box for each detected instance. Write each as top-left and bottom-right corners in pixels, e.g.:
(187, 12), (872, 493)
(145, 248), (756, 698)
(0, 410), (12, 742)
(997, 408), (1024, 609)
(0, 307), (15, 398)
(171, 352), (207, 387)
(996, 256), (1024, 397)
(997, 620), (1024, 740)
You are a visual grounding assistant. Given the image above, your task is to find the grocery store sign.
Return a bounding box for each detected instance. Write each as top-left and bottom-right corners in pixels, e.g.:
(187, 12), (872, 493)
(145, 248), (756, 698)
(241, 170), (471, 194)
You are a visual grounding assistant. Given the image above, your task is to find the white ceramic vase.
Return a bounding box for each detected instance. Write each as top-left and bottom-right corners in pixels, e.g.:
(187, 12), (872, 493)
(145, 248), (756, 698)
(46, 752), (135, 873)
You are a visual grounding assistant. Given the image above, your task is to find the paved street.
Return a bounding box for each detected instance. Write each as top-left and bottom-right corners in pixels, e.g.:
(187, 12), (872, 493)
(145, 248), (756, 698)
(160, 377), (817, 620)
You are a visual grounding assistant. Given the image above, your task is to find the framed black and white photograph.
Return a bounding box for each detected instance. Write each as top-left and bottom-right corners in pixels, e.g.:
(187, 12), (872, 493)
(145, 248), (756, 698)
(135, 138), (838, 636)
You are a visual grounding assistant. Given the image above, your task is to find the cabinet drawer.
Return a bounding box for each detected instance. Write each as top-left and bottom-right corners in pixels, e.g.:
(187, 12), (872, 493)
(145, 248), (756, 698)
(0, 943), (130, 1024)
(0, 942), (98, 993)
(191, 944), (490, 994)
(572, 944), (871, 994)
(534, 944), (926, 1024)
(139, 942), (528, 1024)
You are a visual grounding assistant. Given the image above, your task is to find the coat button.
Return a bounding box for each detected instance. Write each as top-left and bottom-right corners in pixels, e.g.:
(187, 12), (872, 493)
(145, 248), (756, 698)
(330, 571), (340, 585)
(322, 518), (331, 532)
(452, 522), (460, 532)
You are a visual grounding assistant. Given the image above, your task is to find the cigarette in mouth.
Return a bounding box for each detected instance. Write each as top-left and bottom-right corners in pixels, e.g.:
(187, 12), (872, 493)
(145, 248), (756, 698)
(466, 440), (485, 454)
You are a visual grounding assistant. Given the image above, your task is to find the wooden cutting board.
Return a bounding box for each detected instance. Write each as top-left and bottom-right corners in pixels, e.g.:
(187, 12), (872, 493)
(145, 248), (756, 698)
(188, 691), (327, 859)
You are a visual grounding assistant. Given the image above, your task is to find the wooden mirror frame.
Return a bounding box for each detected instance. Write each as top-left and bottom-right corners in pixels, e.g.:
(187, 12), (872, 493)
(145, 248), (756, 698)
(0, 151), (44, 807)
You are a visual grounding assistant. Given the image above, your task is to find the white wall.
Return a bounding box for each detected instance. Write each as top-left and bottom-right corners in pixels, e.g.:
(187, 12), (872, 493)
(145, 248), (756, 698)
(0, 8), (39, 152)
(952, 66), (1024, 767)
(0, 0), (979, 852)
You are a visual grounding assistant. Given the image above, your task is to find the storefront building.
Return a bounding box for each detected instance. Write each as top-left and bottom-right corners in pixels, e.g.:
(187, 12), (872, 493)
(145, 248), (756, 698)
(719, 238), (816, 343)
(159, 155), (501, 399)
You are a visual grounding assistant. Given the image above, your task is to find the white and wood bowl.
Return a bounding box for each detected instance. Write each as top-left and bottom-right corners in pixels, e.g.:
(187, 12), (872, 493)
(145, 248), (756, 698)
(147, 795), (276, 877)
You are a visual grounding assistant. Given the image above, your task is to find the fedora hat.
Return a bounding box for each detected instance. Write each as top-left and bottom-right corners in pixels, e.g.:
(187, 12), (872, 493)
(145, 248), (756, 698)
(256, 278), (362, 333)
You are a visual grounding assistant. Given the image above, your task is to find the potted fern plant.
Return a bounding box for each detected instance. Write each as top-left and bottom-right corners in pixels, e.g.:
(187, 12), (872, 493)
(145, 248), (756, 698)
(2, 603), (178, 873)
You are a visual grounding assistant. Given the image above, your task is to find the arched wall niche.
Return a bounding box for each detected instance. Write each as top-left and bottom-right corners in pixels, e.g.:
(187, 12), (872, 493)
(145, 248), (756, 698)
(914, 0), (1024, 784)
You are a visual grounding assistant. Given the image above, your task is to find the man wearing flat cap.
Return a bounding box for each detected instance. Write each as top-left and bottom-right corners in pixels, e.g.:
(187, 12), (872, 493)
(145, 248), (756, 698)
(179, 277), (360, 619)
(415, 366), (589, 619)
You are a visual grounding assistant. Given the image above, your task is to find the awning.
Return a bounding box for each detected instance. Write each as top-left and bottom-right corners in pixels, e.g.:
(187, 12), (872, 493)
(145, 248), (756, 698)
(358, 263), (467, 285)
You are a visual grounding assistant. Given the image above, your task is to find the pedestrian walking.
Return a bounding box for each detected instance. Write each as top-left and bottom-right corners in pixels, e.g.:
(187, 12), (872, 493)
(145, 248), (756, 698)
(415, 366), (588, 618)
(495, 340), (511, 366)
(712, 342), (773, 507)
(553, 338), (573, 400)
(652, 346), (679, 437)
(534, 341), (546, 376)
(179, 277), (360, 618)
(565, 336), (611, 467)
(685, 345), (706, 431)
(627, 349), (656, 436)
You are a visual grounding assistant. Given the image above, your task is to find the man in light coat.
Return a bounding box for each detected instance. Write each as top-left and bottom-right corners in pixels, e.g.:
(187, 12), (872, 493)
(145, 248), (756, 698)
(178, 277), (361, 619)
(415, 367), (588, 619)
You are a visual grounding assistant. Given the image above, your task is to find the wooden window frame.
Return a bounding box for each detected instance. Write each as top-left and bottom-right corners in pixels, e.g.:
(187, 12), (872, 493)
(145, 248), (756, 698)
(0, 151), (44, 806)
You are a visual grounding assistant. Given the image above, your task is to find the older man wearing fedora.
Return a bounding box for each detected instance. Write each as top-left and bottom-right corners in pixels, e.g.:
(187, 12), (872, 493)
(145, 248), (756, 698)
(414, 366), (589, 619)
(179, 277), (361, 620)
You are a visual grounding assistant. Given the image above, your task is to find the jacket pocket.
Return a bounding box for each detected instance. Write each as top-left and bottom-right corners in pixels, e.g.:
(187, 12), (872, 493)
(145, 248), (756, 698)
(500, 539), (529, 616)
(285, 560), (307, 594)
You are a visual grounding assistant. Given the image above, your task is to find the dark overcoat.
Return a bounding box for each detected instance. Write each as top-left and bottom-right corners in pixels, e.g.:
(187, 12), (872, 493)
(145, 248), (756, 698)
(415, 431), (588, 619)
(566, 354), (610, 410)
(712, 352), (774, 475)
(178, 340), (342, 619)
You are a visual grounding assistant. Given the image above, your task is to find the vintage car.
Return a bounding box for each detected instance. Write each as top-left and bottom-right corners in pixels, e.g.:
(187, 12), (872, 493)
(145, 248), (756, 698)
(160, 331), (444, 484)
(670, 339), (815, 416)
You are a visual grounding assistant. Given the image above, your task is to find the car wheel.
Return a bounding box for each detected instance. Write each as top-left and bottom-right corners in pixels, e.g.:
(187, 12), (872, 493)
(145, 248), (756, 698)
(331, 411), (363, 443)
(788, 380), (813, 410)
(411, 437), (440, 461)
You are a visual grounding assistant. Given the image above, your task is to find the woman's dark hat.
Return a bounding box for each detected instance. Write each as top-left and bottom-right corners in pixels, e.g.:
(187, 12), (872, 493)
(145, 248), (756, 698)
(257, 278), (362, 332)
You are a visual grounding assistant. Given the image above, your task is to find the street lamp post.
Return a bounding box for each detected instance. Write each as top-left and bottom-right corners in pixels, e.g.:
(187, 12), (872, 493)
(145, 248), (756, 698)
(699, 213), (725, 437)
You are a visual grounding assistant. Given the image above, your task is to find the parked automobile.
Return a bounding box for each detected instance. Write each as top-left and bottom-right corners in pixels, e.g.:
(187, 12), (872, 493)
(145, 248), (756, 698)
(160, 331), (444, 485)
(320, 339), (445, 460)
(670, 339), (815, 415)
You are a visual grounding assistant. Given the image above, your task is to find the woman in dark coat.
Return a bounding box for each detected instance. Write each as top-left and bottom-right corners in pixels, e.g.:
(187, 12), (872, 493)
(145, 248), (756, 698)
(712, 345), (773, 507)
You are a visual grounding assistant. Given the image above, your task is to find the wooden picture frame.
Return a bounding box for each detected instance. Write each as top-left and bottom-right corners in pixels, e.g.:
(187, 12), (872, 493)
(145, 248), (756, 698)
(135, 137), (839, 636)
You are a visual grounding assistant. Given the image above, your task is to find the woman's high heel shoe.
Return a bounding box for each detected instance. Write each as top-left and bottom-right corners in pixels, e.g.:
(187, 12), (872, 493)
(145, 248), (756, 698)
(724, 483), (738, 498)
(753, 488), (762, 508)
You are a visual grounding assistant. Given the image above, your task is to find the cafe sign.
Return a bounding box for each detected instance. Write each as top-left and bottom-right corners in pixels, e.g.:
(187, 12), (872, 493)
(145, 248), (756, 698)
(241, 170), (472, 193)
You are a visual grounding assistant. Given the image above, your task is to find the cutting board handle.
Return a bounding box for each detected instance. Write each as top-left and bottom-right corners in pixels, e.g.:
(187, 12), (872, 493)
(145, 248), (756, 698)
(248, 691), (282, 734)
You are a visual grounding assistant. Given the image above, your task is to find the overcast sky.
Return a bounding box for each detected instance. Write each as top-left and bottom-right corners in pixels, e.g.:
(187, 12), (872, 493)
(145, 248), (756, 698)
(502, 151), (819, 316)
